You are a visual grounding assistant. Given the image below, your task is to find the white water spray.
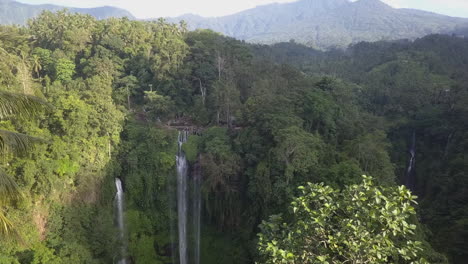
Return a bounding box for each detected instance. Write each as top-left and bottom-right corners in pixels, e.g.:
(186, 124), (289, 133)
(177, 131), (189, 264)
(175, 130), (202, 264)
(115, 178), (127, 264)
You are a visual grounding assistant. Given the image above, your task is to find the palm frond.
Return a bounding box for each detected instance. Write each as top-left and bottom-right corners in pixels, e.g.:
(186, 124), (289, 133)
(0, 208), (15, 236)
(0, 168), (21, 204)
(0, 169), (21, 238)
(0, 91), (51, 120)
(0, 129), (43, 156)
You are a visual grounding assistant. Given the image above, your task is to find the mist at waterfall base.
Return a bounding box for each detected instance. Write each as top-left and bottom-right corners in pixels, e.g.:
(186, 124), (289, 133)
(115, 178), (128, 264)
(174, 131), (202, 264)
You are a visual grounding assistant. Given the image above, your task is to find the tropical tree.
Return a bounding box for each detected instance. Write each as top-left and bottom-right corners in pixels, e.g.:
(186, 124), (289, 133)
(257, 176), (428, 264)
(0, 91), (49, 236)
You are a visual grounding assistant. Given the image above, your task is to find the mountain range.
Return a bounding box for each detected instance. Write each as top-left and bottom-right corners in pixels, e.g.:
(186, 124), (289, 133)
(169, 0), (468, 49)
(0, 0), (467, 49)
(0, 0), (134, 25)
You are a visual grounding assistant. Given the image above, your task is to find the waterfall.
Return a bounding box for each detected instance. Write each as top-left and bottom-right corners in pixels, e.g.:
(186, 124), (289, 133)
(175, 130), (202, 264)
(405, 131), (416, 191)
(176, 131), (189, 264)
(115, 178), (127, 264)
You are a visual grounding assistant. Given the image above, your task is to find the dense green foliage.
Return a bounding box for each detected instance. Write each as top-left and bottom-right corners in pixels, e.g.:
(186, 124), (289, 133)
(253, 35), (468, 263)
(0, 90), (49, 237)
(258, 176), (427, 263)
(0, 12), (185, 263)
(0, 8), (466, 264)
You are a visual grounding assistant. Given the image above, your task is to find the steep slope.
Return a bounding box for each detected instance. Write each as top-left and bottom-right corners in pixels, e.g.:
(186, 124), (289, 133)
(0, 0), (134, 25)
(171, 0), (348, 39)
(271, 0), (467, 48)
(168, 0), (468, 49)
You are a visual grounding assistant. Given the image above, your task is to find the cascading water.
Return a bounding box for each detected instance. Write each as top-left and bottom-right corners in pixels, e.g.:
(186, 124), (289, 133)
(176, 131), (189, 264)
(405, 131), (416, 191)
(115, 178), (127, 264)
(175, 130), (202, 264)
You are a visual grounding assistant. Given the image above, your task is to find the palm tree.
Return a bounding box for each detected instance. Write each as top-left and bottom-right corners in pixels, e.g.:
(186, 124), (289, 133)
(30, 54), (42, 79)
(0, 91), (49, 236)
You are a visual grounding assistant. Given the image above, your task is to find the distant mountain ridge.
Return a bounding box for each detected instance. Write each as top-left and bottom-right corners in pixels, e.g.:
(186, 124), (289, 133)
(0, 0), (134, 25)
(168, 0), (468, 49)
(1, 0), (468, 49)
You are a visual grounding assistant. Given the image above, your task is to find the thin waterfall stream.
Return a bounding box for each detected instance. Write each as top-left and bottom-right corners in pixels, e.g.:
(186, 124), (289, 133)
(113, 131), (201, 264)
(175, 130), (201, 264)
(176, 131), (189, 264)
(405, 131), (416, 191)
(115, 178), (127, 264)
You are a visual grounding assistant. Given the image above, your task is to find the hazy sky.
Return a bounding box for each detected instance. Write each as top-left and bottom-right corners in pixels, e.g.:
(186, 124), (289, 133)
(17, 0), (468, 19)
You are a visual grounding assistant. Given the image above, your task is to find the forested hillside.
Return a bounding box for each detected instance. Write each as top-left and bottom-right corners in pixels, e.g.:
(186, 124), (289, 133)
(253, 35), (468, 263)
(0, 9), (467, 264)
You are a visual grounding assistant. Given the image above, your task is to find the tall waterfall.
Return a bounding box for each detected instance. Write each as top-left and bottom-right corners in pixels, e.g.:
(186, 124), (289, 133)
(175, 130), (202, 264)
(405, 131), (416, 191)
(115, 178), (127, 264)
(176, 131), (189, 264)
